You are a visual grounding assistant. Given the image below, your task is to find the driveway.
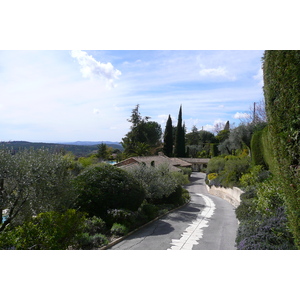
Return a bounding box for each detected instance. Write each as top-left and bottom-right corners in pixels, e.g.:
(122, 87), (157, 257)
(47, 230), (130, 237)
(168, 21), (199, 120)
(109, 172), (238, 250)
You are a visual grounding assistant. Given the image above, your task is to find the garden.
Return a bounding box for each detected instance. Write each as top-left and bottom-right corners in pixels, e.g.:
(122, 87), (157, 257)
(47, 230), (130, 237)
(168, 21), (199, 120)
(0, 149), (190, 250)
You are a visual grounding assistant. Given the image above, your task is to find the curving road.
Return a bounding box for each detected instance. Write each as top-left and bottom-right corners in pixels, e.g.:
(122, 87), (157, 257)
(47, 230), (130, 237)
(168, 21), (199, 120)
(109, 172), (238, 250)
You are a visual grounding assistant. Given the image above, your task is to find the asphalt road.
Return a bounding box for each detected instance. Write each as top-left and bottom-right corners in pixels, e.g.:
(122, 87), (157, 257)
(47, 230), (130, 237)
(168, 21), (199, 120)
(109, 172), (238, 250)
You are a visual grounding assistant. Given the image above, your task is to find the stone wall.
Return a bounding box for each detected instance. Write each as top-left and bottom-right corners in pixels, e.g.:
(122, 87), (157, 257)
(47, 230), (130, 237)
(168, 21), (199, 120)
(206, 185), (243, 208)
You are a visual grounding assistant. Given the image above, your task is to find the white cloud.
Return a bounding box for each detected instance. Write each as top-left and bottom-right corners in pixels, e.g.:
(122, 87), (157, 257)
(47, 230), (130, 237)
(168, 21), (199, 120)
(71, 50), (121, 88)
(198, 63), (236, 81)
(234, 112), (250, 119)
(253, 67), (263, 86)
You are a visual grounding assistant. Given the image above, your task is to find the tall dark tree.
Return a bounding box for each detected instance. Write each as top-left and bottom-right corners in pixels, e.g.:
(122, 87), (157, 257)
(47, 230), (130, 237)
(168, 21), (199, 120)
(224, 121), (230, 131)
(174, 105), (185, 157)
(163, 115), (173, 156)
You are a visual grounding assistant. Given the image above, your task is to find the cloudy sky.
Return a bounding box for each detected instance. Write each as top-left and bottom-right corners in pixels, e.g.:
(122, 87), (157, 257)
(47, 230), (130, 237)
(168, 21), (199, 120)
(0, 50), (264, 143)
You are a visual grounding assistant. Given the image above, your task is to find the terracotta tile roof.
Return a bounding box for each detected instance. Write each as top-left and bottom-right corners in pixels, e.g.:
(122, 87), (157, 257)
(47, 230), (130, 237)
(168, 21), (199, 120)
(115, 154), (192, 172)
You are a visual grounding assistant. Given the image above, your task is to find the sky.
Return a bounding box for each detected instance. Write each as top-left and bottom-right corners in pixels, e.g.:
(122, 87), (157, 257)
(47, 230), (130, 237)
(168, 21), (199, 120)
(0, 50), (265, 143)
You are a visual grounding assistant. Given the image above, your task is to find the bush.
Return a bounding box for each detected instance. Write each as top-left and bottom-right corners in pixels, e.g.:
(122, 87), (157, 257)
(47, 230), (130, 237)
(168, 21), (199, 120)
(110, 223), (129, 236)
(207, 156), (226, 174)
(0, 209), (87, 250)
(106, 209), (134, 228)
(84, 216), (107, 235)
(75, 232), (108, 249)
(74, 164), (146, 220)
(235, 198), (257, 222)
(207, 173), (217, 181)
(236, 206), (296, 250)
(254, 177), (285, 215)
(140, 202), (159, 220)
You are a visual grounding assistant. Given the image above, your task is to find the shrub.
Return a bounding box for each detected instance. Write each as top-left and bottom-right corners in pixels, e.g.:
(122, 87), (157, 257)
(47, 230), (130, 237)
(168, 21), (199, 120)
(75, 232), (108, 249)
(222, 155), (251, 188)
(254, 177), (285, 215)
(84, 216), (107, 235)
(235, 198), (257, 222)
(106, 209), (134, 228)
(74, 164), (146, 220)
(236, 206), (296, 250)
(110, 223), (129, 236)
(240, 165), (270, 188)
(207, 173), (218, 181)
(207, 156), (226, 174)
(140, 202), (159, 220)
(0, 209), (87, 250)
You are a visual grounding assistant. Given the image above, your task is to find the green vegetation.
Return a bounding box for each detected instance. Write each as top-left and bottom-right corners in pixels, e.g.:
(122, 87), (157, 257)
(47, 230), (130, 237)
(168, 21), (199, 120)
(163, 115), (173, 157)
(74, 163), (146, 220)
(121, 104), (162, 156)
(0, 145), (190, 249)
(263, 50), (300, 248)
(174, 105), (186, 157)
(204, 51), (300, 249)
(0, 140), (123, 157)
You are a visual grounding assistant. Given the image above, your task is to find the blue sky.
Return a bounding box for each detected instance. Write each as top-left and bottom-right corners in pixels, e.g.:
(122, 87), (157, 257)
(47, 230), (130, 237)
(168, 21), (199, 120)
(0, 50), (264, 142)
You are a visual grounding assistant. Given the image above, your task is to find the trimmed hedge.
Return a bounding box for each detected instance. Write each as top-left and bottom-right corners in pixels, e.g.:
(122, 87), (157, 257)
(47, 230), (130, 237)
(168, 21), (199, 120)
(263, 50), (300, 248)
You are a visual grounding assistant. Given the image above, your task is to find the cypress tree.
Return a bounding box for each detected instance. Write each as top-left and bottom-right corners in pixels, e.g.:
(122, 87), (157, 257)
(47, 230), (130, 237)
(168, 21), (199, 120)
(174, 105), (185, 157)
(163, 115), (173, 156)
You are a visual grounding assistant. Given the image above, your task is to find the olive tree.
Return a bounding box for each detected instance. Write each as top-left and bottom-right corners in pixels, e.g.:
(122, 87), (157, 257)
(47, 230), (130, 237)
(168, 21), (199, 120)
(0, 148), (76, 232)
(126, 163), (187, 202)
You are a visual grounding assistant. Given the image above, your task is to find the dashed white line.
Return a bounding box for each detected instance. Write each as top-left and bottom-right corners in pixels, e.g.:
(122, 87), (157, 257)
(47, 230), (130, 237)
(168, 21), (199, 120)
(168, 194), (216, 250)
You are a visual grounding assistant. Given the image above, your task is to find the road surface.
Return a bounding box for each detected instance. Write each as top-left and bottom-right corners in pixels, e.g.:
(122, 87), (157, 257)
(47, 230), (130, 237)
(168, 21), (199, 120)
(109, 172), (238, 250)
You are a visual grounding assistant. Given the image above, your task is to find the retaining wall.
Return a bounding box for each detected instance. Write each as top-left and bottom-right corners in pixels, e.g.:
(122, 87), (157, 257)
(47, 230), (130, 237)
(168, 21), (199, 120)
(206, 185), (243, 208)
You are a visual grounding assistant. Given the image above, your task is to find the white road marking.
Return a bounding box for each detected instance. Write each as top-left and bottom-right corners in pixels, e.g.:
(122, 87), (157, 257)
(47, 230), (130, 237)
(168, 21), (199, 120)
(168, 193), (216, 250)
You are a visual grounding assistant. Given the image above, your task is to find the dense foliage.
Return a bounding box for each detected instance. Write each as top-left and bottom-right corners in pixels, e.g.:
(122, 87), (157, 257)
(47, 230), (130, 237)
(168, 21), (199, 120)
(121, 105), (162, 156)
(235, 167), (296, 250)
(263, 50), (300, 248)
(174, 105), (186, 157)
(206, 154), (251, 188)
(163, 115), (173, 157)
(74, 163), (146, 220)
(0, 148), (75, 231)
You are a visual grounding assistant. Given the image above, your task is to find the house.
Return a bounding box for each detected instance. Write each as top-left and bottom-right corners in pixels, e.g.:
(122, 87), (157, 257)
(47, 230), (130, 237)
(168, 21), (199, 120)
(115, 153), (192, 172)
(179, 157), (210, 172)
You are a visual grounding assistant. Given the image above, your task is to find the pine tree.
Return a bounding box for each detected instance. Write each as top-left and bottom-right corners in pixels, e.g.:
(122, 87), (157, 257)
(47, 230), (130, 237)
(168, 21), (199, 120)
(163, 115), (173, 156)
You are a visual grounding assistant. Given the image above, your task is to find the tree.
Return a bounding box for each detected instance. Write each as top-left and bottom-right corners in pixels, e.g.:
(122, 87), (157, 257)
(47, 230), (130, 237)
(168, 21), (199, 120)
(122, 105), (162, 156)
(97, 143), (109, 160)
(0, 149), (75, 232)
(163, 115), (173, 156)
(174, 105), (185, 157)
(186, 125), (199, 145)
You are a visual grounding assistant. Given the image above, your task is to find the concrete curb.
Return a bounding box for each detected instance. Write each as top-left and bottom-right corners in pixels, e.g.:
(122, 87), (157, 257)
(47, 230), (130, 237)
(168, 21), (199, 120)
(100, 199), (191, 250)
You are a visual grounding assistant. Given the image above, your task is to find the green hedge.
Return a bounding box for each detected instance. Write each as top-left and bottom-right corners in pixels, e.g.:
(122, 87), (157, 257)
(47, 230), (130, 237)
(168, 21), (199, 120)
(263, 50), (300, 248)
(251, 129), (266, 168)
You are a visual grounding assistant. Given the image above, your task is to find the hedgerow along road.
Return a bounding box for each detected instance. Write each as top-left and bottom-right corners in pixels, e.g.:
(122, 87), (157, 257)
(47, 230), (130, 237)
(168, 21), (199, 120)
(109, 172), (238, 250)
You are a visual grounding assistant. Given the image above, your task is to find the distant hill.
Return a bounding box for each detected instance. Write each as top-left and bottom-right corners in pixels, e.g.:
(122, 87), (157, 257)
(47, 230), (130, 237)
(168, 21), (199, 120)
(0, 141), (123, 157)
(58, 141), (121, 146)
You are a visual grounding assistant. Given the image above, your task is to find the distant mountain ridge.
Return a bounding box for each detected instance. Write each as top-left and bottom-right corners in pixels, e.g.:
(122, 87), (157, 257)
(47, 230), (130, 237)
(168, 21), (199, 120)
(0, 141), (123, 157)
(58, 141), (121, 146)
